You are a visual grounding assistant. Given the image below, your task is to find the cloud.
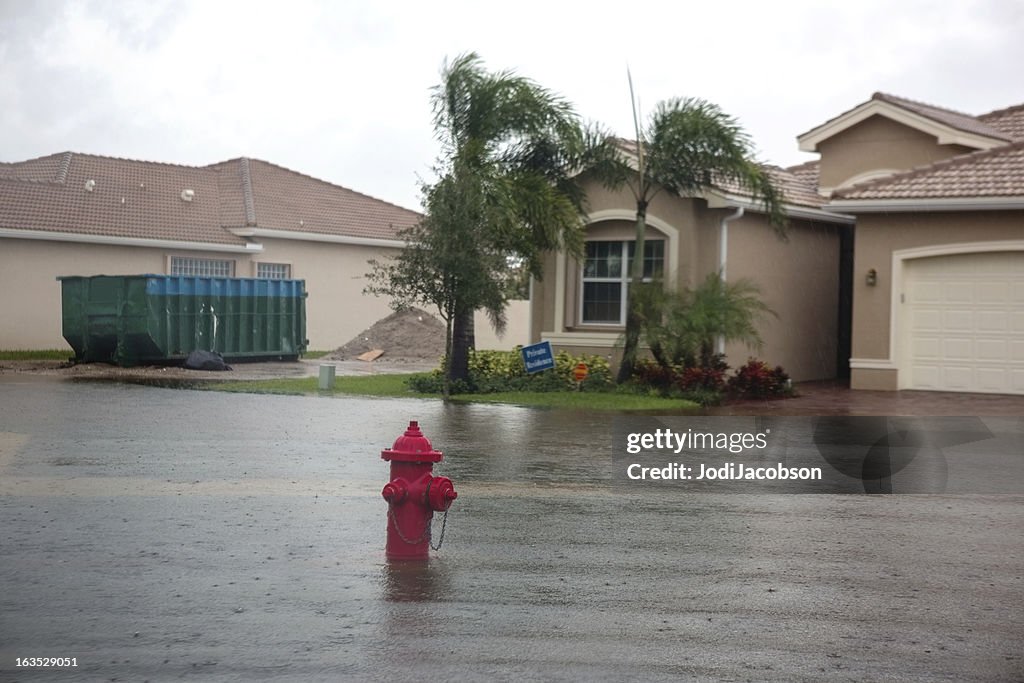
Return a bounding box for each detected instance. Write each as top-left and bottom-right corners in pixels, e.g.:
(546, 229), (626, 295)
(2, 0), (1023, 208)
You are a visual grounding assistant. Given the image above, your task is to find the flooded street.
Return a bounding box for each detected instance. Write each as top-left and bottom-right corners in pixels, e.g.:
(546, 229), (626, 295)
(1, 376), (1021, 681)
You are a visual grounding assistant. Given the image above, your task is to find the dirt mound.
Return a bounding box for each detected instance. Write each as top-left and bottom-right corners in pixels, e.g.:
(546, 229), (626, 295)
(324, 308), (446, 362)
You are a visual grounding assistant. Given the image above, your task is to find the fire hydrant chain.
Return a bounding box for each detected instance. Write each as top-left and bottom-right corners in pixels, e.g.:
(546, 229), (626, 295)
(387, 505), (449, 550)
(430, 508), (449, 551)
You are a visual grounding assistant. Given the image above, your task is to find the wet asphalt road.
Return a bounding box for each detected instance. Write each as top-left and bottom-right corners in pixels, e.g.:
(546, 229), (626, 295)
(1, 376), (1022, 682)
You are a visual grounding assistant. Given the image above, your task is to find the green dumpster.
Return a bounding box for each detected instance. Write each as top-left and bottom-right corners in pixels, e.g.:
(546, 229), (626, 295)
(58, 275), (308, 366)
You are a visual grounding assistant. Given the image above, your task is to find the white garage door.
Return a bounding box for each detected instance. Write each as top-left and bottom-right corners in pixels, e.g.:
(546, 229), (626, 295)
(902, 251), (1024, 395)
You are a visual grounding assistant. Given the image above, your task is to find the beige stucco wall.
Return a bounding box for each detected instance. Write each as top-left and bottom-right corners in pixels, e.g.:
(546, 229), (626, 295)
(817, 115), (974, 191)
(0, 236), (401, 352)
(251, 237), (397, 350)
(1, 238), (217, 350)
(531, 179), (845, 382)
(474, 299), (530, 351)
(849, 210), (1024, 390)
(724, 217), (841, 382)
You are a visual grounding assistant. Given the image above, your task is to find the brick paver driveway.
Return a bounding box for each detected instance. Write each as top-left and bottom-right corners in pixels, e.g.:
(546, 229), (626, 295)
(710, 380), (1024, 416)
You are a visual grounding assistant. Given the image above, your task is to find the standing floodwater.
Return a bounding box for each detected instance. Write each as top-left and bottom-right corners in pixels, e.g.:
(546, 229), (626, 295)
(1, 376), (1021, 681)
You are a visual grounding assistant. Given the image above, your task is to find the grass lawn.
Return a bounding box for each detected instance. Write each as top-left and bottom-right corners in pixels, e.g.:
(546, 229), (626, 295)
(206, 373), (698, 411)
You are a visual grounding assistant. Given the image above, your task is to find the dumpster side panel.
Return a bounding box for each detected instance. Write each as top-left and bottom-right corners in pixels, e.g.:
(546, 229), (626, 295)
(58, 275), (307, 365)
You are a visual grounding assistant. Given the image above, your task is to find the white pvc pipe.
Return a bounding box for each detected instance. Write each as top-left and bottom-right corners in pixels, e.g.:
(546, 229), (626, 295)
(716, 206), (745, 354)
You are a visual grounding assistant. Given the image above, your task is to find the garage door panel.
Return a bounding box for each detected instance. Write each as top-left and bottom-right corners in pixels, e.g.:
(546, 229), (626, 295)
(977, 311), (1008, 333)
(976, 340), (1007, 360)
(911, 364), (941, 389)
(941, 366), (974, 390)
(944, 283), (974, 303)
(975, 369), (1007, 392)
(902, 251), (1024, 395)
(912, 309), (942, 330)
(977, 282), (1009, 301)
(1013, 282), (1024, 304)
(912, 282), (943, 302)
(942, 338), (973, 359)
(943, 310), (975, 332)
(911, 337), (942, 358)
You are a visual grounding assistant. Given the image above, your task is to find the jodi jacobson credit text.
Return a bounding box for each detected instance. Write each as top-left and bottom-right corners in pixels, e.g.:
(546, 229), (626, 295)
(623, 428), (822, 483)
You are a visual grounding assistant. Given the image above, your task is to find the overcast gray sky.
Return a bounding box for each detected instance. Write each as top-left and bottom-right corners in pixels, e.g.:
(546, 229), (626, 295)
(2, 0), (1022, 211)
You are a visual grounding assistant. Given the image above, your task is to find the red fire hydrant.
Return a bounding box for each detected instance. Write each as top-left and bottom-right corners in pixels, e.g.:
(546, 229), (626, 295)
(381, 421), (457, 560)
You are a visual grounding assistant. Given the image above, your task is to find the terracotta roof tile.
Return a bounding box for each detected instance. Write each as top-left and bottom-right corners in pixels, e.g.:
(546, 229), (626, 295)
(0, 152), (72, 183)
(977, 103), (1024, 141)
(871, 92), (1012, 142)
(240, 159), (419, 240)
(612, 138), (827, 209)
(833, 140), (1024, 200)
(0, 152), (421, 247)
(713, 164), (828, 209)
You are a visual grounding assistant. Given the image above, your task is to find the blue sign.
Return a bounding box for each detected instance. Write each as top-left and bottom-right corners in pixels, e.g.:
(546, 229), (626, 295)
(521, 340), (555, 374)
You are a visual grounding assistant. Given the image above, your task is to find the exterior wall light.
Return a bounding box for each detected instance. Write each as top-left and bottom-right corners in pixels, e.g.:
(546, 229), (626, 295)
(866, 268), (878, 286)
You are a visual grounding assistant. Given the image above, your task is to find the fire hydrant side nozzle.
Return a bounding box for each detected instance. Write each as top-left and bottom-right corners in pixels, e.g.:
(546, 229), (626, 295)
(380, 421), (457, 561)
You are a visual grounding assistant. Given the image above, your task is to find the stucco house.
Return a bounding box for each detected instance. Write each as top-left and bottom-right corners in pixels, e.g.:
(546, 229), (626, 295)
(0, 152), (419, 351)
(532, 93), (1024, 395)
(531, 159), (855, 384)
(817, 94), (1024, 395)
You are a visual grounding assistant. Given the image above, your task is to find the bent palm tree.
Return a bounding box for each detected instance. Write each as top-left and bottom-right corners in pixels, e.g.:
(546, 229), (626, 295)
(430, 53), (591, 385)
(589, 91), (787, 382)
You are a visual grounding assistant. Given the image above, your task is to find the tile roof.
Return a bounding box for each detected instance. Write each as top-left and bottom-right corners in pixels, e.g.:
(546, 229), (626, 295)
(0, 152), (420, 247)
(612, 138), (829, 210)
(870, 92), (1013, 142)
(832, 140), (1024, 200)
(712, 164), (828, 209)
(977, 103), (1024, 141)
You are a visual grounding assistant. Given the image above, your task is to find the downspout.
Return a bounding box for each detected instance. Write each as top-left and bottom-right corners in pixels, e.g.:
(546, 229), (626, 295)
(716, 206), (744, 354)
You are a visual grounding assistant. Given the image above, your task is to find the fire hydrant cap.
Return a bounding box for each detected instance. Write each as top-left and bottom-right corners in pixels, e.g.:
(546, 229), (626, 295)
(427, 476), (457, 512)
(381, 420), (443, 463)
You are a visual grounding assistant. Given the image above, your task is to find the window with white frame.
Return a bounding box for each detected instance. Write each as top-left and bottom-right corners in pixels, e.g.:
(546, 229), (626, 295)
(256, 262), (291, 279)
(580, 240), (664, 324)
(170, 256), (235, 277)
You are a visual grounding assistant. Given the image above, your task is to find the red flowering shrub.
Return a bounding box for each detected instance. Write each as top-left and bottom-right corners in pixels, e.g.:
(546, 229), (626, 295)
(727, 359), (791, 399)
(677, 366), (726, 392)
(631, 359), (676, 391)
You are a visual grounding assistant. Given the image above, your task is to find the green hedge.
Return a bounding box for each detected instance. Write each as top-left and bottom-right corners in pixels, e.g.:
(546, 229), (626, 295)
(407, 347), (613, 394)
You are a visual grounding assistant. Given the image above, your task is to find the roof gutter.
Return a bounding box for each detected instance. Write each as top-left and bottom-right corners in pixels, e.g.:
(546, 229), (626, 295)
(716, 206), (744, 355)
(228, 227), (405, 248)
(828, 197), (1024, 212)
(704, 191), (856, 224)
(0, 227), (263, 253)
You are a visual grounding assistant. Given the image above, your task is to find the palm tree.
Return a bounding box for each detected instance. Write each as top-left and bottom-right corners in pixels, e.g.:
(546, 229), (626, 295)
(640, 273), (775, 371)
(590, 84), (787, 382)
(419, 54), (592, 388)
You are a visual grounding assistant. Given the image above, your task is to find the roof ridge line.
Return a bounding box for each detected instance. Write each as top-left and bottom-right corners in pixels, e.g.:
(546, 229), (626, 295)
(834, 139), (1024, 197)
(872, 92), (976, 118)
(977, 102), (1024, 119)
(56, 152), (72, 183)
(785, 159), (819, 172)
(243, 157), (421, 215)
(48, 150), (212, 170)
(0, 151), (74, 184)
(239, 158), (257, 227)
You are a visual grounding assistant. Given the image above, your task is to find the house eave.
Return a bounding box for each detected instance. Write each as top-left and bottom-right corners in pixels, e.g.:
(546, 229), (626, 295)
(703, 190), (856, 224)
(827, 196), (1024, 212)
(797, 100), (1007, 153)
(228, 227), (405, 248)
(0, 227), (263, 253)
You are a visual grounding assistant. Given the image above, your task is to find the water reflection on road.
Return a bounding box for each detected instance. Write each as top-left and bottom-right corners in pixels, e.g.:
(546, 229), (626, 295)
(1, 376), (1022, 682)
